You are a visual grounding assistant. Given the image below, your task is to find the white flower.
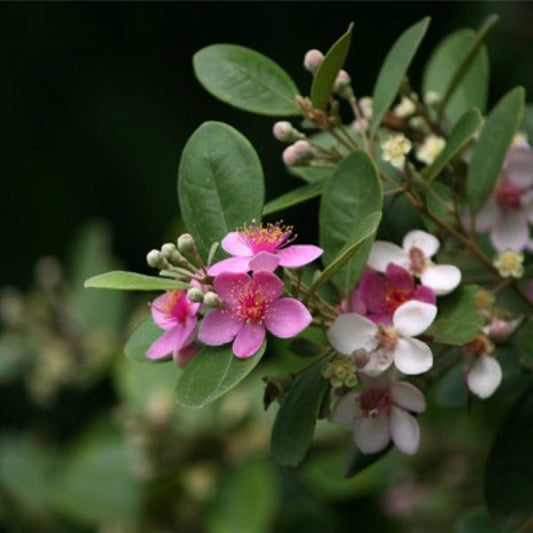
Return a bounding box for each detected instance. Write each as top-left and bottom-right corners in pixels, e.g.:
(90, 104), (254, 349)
(424, 91), (440, 106)
(330, 374), (426, 455)
(327, 300), (437, 376)
(393, 96), (416, 118)
(415, 135), (446, 165)
(466, 354), (502, 399)
(380, 134), (412, 168)
(493, 249), (524, 278)
(358, 97), (373, 119)
(367, 230), (461, 296)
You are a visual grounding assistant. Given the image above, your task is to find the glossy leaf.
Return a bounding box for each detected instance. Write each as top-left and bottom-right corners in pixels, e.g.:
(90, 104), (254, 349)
(124, 317), (164, 362)
(178, 121), (264, 259)
(193, 45), (300, 116)
(423, 108), (482, 181)
(319, 151), (383, 295)
(288, 338), (325, 358)
(176, 343), (266, 407)
(271, 360), (329, 466)
(427, 285), (483, 345)
(310, 23), (354, 111)
(466, 87), (525, 211)
(344, 443), (393, 479)
(423, 28), (489, 124)
(435, 363), (468, 407)
(84, 270), (190, 291)
(485, 384), (533, 530)
(371, 17), (430, 135)
(511, 317), (533, 370)
(263, 180), (326, 216)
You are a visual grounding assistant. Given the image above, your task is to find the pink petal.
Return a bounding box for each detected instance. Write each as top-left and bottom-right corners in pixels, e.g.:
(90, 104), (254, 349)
(358, 372), (391, 391)
(251, 271), (284, 302)
(327, 313), (379, 356)
(412, 285), (436, 305)
(221, 231), (253, 256)
(213, 272), (251, 305)
(475, 197), (499, 232)
(354, 414), (391, 454)
(249, 251), (280, 272)
(198, 309), (242, 346)
(420, 264), (461, 296)
(390, 406), (420, 454)
(491, 210), (529, 252)
(466, 354), (502, 399)
(386, 263), (415, 291)
(359, 269), (388, 314)
(150, 292), (179, 330)
(174, 344), (197, 368)
(367, 241), (407, 272)
(393, 301), (437, 337)
(403, 230), (439, 258)
(277, 244), (323, 268)
(265, 298), (312, 338)
(232, 322), (265, 358)
(147, 320), (195, 359)
(391, 381), (426, 413)
(393, 337), (433, 375)
(521, 189), (533, 223)
(349, 284), (367, 315)
(505, 146), (533, 188)
(208, 256), (251, 276)
(330, 392), (358, 424)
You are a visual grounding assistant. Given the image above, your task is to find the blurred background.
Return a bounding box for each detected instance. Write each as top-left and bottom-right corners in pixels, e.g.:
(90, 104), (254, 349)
(1, 2), (532, 532)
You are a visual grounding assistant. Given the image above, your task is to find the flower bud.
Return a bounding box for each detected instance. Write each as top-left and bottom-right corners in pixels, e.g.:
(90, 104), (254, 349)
(161, 242), (184, 264)
(187, 287), (205, 303)
(424, 91), (440, 106)
(177, 233), (198, 256)
(282, 144), (299, 167)
(147, 249), (165, 269)
(293, 139), (313, 158)
(393, 96), (416, 118)
(415, 135), (446, 165)
(333, 69), (351, 97)
(203, 291), (222, 307)
(359, 97), (373, 119)
(272, 121), (303, 143)
(303, 49), (324, 73)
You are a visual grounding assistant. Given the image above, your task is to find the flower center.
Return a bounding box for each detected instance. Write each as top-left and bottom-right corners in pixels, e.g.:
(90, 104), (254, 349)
(165, 290), (190, 324)
(408, 246), (427, 275)
(241, 220), (293, 254)
(494, 179), (522, 209)
(384, 283), (412, 313)
(359, 389), (391, 417)
(231, 282), (270, 324)
(377, 325), (399, 350)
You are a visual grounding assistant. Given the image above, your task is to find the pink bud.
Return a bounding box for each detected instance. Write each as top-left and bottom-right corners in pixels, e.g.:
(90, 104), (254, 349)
(273, 121), (300, 142)
(334, 69), (351, 94)
(293, 140), (312, 158)
(282, 145), (299, 167)
(303, 49), (324, 72)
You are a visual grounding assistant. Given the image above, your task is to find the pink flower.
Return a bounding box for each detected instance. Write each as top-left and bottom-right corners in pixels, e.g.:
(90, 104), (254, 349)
(208, 221), (323, 275)
(475, 143), (533, 252)
(328, 300), (437, 376)
(147, 290), (200, 367)
(198, 271), (312, 358)
(330, 374), (426, 455)
(349, 264), (435, 324)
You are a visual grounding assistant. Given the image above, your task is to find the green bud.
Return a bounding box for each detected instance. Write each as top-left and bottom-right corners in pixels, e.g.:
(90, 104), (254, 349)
(187, 287), (205, 303)
(147, 249), (165, 269)
(203, 291), (221, 307)
(177, 233), (198, 256)
(161, 242), (184, 264)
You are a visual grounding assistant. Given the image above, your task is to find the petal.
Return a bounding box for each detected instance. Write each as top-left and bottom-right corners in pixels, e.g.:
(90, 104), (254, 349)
(359, 348), (394, 376)
(252, 271), (284, 301)
(505, 146), (533, 188)
(491, 210), (529, 252)
(327, 313), (378, 356)
(386, 263), (415, 291)
(390, 406), (420, 455)
(393, 301), (437, 337)
(150, 292), (178, 330)
(358, 270), (388, 314)
(233, 322), (265, 358)
(277, 244), (323, 268)
(249, 251), (280, 273)
(198, 309), (242, 346)
(330, 392), (358, 424)
(412, 285), (436, 305)
(466, 354), (502, 399)
(521, 189), (533, 224)
(420, 264), (461, 296)
(208, 256), (251, 276)
(265, 298), (312, 338)
(367, 241), (408, 272)
(391, 381), (426, 413)
(393, 337), (433, 375)
(358, 372), (391, 390)
(174, 344), (197, 368)
(403, 230), (440, 258)
(213, 272), (251, 305)
(147, 324), (192, 360)
(221, 231), (252, 256)
(354, 414), (391, 454)
(475, 197), (499, 232)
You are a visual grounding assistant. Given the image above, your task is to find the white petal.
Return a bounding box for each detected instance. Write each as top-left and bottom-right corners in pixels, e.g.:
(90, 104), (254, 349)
(491, 210), (529, 252)
(327, 313), (378, 356)
(393, 301), (437, 337)
(475, 197), (499, 232)
(391, 381), (426, 413)
(390, 406), (420, 454)
(393, 337), (433, 375)
(354, 414), (391, 454)
(330, 392), (359, 424)
(403, 230), (439, 258)
(466, 354), (502, 399)
(505, 146), (533, 188)
(421, 264), (461, 295)
(359, 348), (393, 376)
(367, 241), (408, 272)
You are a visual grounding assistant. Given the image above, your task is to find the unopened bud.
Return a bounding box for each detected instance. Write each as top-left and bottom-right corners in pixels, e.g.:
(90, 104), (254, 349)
(177, 233), (197, 256)
(161, 242), (184, 264)
(282, 145), (299, 167)
(187, 287), (205, 303)
(272, 121), (303, 143)
(203, 291), (221, 307)
(424, 91), (440, 106)
(358, 96), (373, 119)
(333, 69), (351, 97)
(147, 249), (165, 269)
(293, 140), (312, 158)
(303, 49), (324, 73)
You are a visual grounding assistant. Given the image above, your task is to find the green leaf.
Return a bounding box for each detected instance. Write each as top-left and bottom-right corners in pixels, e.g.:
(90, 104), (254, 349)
(84, 270), (190, 291)
(423, 182), (457, 233)
(319, 151), (383, 295)
(288, 338), (324, 358)
(511, 317), (533, 370)
(271, 360), (329, 466)
(423, 108), (483, 181)
(435, 363), (468, 407)
(207, 460), (277, 533)
(371, 17), (430, 135)
(466, 87), (525, 211)
(485, 385), (533, 530)
(311, 211), (381, 292)
(310, 23), (354, 111)
(427, 285), (483, 345)
(455, 507), (503, 533)
(422, 28), (489, 124)
(123, 317), (164, 362)
(176, 343), (266, 407)
(521, 104), (533, 140)
(193, 45), (300, 116)
(178, 121), (264, 259)
(343, 443), (392, 479)
(262, 180), (326, 216)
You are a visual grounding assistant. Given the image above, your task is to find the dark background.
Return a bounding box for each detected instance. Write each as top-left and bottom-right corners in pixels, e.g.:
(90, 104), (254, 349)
(2, 1), (532, 288)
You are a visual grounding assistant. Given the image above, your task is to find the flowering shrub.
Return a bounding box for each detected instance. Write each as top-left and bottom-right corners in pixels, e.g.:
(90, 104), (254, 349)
(85, 14), (533, 530)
